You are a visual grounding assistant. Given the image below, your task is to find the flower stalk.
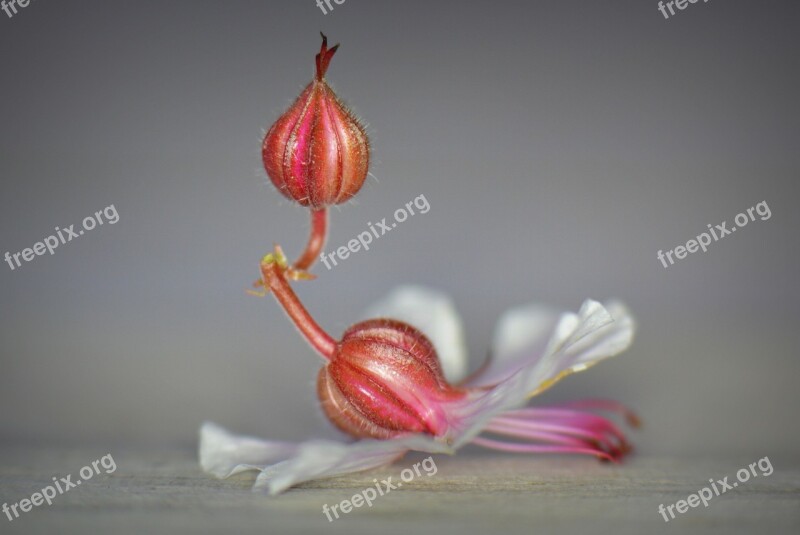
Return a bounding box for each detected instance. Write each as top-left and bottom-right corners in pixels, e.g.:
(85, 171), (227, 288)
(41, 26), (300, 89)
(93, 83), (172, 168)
(293, 208), (328, 272)
(260, 247), (336, 359)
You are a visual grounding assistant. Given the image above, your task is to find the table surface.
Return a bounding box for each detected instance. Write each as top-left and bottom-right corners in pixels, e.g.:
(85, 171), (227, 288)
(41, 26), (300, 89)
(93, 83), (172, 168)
(0, 446), (798, 535)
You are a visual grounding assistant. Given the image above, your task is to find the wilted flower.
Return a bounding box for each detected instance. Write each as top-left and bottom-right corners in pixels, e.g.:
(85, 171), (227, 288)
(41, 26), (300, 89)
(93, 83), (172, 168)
(200, 248), (638, 495)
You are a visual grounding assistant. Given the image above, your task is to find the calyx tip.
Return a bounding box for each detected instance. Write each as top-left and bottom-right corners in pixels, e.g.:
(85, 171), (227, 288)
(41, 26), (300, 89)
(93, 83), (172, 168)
(315, 33), (340, 80)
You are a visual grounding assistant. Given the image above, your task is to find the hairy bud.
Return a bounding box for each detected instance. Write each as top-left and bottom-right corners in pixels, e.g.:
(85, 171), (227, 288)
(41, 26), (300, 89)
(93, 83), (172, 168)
(318, 319), (466, 439)
(262, 34), (370, 209)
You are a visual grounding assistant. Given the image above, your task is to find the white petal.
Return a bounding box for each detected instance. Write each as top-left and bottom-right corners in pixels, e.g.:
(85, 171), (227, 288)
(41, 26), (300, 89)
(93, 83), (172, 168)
(452, 300), (635, 446)
(199, 422), (299, 478)
(472, 304), (563, 387)
(471, 299), (634, 390)
(199, 422), (451, 495)
(362, 285), (468, 383)
(255, 434), (450, 495)
(532, 300), (635, 392)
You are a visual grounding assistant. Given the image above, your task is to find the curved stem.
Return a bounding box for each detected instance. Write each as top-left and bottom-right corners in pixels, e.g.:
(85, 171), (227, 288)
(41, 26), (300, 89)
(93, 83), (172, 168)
(261, 256), (337, 360)
(293, 208), (328, 271)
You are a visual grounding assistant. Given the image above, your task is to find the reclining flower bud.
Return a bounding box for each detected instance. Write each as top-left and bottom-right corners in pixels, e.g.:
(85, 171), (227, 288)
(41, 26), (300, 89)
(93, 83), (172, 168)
(318, 319), (467, 439)
(262, 33), (370, 209)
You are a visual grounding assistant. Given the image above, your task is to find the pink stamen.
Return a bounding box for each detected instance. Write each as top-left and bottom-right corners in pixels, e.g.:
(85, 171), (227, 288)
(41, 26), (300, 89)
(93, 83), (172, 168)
(470, 399), (638, 462)
(484, 421), (590, 447)
(471, 436), (616, 462)
(504, 407), (631, 443)
(490, 416), (626, 455)
(546, 399), (641, 427)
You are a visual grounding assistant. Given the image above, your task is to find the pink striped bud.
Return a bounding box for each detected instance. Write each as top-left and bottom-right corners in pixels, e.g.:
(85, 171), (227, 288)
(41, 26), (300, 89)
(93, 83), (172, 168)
(317, 319), (467, 440)
(262, 34), (370, 209)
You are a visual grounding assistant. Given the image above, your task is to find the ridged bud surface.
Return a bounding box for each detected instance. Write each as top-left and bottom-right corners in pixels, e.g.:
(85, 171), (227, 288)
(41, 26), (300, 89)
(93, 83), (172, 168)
(262, 35), (370, 208)
(318, 319), (466, 439)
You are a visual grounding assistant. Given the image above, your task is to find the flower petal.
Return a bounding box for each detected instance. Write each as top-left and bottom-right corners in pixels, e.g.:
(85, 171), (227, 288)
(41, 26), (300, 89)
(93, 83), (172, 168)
(451, 300), (635, 447)
(199, 422), (451, 495)
(363, 285), (468, 383)
(199, 422), (299, 478)
(472, 304), (563, 387)
(471, 300), (634, 391)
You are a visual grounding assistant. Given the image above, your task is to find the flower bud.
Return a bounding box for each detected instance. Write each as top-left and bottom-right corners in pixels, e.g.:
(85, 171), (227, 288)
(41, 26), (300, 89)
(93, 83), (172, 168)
(318, 319), (466, 440)
(262, 34), (370, 209)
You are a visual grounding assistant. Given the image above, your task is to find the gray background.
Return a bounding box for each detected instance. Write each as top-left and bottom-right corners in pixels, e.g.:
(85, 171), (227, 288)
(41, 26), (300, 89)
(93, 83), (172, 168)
(1, 0), (798, 465)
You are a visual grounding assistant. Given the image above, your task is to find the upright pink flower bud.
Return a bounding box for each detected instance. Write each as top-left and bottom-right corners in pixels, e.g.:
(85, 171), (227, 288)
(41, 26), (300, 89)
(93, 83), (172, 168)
(262, 34), (370, 209)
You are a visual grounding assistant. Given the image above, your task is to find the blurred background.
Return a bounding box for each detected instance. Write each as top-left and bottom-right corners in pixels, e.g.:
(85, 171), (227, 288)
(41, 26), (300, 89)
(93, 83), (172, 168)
(1, 0), (798, 459)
